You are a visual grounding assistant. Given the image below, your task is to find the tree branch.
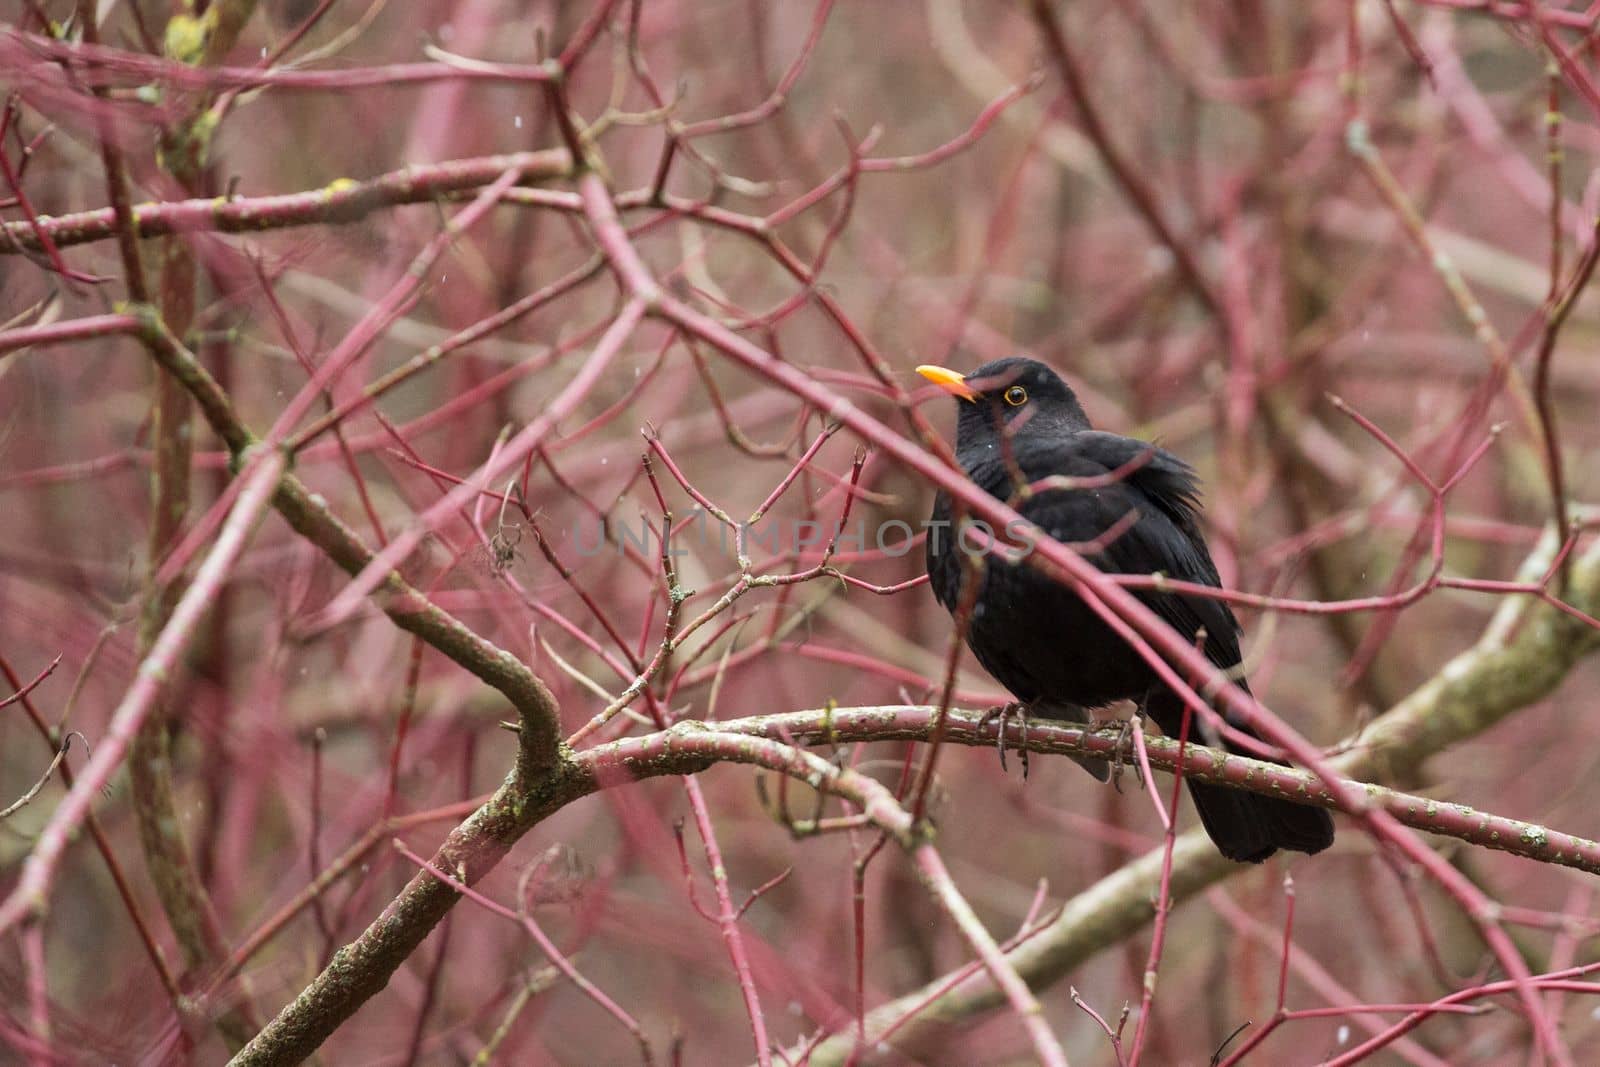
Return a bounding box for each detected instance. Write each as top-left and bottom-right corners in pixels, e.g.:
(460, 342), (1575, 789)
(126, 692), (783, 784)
(0, 151), (571, 253)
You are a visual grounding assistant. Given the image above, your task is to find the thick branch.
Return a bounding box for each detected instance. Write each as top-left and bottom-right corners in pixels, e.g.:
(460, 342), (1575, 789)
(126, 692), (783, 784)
(128, 7), (263, 1043)
(0, 151), (571, 253)
(708, 708), (1600, 874)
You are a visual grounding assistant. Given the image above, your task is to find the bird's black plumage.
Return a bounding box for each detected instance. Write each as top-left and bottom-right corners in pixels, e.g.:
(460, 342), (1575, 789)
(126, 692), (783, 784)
(922, 357), (1333, 863)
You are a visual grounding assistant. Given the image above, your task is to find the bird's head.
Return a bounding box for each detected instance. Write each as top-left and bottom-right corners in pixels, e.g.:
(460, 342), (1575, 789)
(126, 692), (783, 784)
(916, 357), (1092, 451)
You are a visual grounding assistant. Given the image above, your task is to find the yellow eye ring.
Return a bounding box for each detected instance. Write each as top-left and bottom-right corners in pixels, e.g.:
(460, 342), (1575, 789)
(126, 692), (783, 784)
(1003, 385), (1028, 406)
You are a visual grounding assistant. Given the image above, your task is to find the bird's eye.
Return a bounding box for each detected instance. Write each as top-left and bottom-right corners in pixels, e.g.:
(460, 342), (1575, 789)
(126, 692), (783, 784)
(1003, 386), (1028, 406)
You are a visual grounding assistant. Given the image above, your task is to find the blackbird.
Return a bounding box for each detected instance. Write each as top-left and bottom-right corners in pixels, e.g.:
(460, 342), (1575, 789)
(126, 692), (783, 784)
(919, 357), (1333, 863)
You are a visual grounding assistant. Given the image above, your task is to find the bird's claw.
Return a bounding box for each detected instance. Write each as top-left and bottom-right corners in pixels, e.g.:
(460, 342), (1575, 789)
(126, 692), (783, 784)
(1108, 711), (1147, 795)
(977, 702), (1031, 780)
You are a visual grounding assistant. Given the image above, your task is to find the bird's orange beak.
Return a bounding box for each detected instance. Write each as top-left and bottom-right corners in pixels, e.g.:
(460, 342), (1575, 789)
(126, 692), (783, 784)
(916, 364), (979, 402)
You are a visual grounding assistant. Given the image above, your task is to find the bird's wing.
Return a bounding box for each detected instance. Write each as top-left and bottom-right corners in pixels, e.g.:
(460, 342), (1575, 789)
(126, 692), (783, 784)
(1069, 432), (1210, 552)
(925, 489), (957, 611)
(1024, 433), (1244, 671)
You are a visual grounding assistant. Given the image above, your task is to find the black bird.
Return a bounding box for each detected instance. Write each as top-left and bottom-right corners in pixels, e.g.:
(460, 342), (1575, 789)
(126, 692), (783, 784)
(919, 357), (1333, 863)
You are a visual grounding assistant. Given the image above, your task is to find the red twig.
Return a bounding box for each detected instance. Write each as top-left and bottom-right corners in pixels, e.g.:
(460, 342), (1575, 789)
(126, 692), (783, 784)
(682, 777), (772, 1066)
(0, 312), (141, 356)
(0, 656), (59, 711)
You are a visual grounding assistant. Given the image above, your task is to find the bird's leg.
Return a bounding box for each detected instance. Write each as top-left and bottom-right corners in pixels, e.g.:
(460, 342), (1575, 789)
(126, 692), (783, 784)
(976, 702), (1031, 780)
(1107, 706), (1149, 794)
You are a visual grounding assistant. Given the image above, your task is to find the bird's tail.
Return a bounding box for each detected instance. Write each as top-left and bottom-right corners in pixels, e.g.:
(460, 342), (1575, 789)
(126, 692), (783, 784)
(1146, 690), (1334, 864)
